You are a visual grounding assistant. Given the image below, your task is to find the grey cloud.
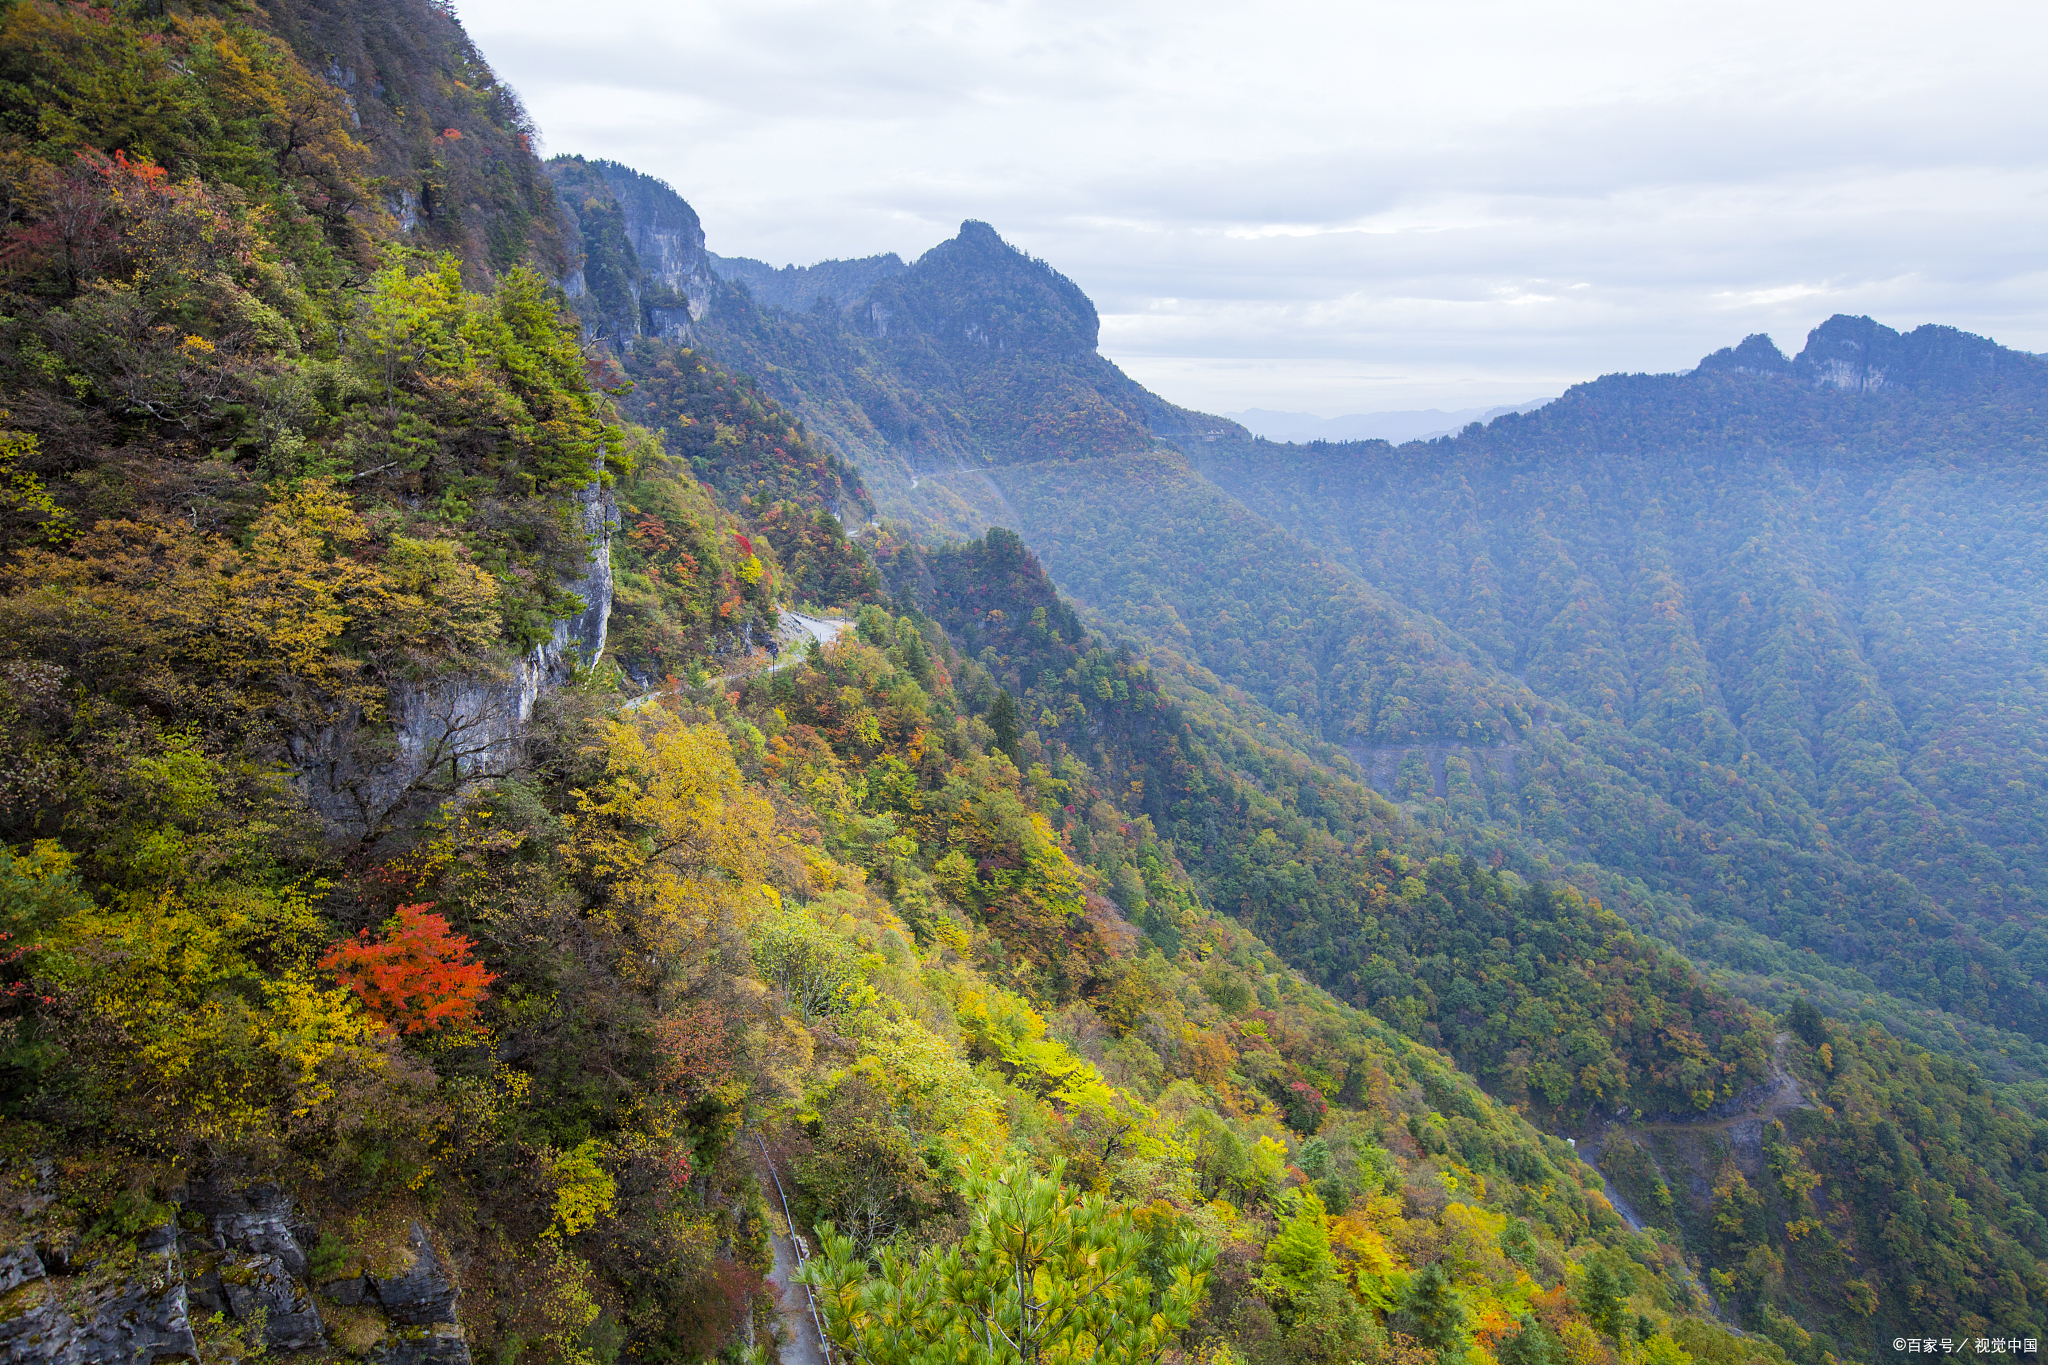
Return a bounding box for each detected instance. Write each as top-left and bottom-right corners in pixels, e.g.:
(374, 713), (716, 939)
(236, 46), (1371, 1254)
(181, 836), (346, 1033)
(462, 0), (2048, 413)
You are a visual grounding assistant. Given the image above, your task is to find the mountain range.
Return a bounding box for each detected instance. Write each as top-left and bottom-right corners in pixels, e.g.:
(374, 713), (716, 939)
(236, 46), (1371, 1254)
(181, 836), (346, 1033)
(0, 3), (2042, 1364)
(543, 150), (2048, 1350)
(1224, 404), (1556, 445)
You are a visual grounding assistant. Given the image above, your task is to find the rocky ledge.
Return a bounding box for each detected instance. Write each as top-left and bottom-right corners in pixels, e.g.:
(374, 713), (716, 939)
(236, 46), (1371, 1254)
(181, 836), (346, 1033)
(1, 1182), (470, 1365)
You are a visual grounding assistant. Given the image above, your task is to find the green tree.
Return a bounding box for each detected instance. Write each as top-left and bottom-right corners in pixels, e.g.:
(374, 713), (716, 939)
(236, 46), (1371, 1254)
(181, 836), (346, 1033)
(1786, 997), (1827, 1050)
(1578, 1259), (1632, 1338)
(1258, 1189), (1339, 1306)
(990, 688), (1023, 767)
(1498, 1315), (1558, 1365)
(750, 905), (873, 1025)
(1394, 1261), (1468, 1357)
(801, 1160), (1211, 1365)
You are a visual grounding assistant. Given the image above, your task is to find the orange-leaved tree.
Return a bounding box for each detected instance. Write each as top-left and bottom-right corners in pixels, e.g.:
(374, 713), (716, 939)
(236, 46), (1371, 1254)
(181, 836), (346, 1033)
(320, 903), (495, 1035)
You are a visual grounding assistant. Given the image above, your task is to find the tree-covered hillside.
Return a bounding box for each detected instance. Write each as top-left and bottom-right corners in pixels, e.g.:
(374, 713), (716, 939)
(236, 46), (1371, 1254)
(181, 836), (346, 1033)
(1170, 326), (2048, 1052)
(6, 5), (2045, 1363)
(546, 145), (2048, 1356)
(871, 526), (2048, 1359)
(0, 6), (1808, 1365)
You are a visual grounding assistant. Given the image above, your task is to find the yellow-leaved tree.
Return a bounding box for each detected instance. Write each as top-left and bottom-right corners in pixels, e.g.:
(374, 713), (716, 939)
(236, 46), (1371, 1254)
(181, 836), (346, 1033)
(566, 708), (794, 980)
(35, 863), (438, 1168)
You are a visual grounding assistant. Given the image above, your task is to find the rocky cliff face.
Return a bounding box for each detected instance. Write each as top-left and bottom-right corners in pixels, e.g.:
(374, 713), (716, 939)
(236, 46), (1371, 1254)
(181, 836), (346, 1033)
(546, 157), (719, 343)
(298, 480), (614, 841)
(1, 1180), (473, 1365)
(593, 162), (717, 332)
(1697, 315), (2042, 393)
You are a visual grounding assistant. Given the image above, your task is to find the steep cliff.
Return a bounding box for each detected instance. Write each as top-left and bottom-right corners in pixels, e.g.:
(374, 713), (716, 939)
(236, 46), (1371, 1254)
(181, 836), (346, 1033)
(539, 161), (1239, 532)
(546, 157), (716, 342)
(257, 0), (572, 280)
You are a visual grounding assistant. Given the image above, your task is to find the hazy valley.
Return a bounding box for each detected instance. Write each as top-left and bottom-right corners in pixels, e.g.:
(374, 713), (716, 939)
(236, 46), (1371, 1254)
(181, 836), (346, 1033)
(0, 4), (2041, 1365)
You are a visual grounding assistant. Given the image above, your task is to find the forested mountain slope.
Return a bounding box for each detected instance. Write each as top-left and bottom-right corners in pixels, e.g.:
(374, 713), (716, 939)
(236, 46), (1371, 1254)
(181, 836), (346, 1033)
(4, 8), (2045, 1364)
(1164, 325), (2048, 1041)
(0, 6), (1809, 1365)
(541, 152), (2048, 1357)
(875, 527), (2048, 1358)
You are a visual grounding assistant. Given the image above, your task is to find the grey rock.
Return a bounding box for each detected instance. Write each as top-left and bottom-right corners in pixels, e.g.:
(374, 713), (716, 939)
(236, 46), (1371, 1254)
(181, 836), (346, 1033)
(73, 1278), (199, 1365)
(212, 1211), (307, 1279)
(0, 1281), (79, 1365)
(222, 1252), (324, 1350)
(370, 1323), (472, 1365)
(184, 1264), (227, 1321)
(369, 1223), (458, 1327)
(194, 1180), (310, 1279)
(295, 471), (615, 839)
(0, 1245), (44, 1295)
(318, 1274), (372, 1307)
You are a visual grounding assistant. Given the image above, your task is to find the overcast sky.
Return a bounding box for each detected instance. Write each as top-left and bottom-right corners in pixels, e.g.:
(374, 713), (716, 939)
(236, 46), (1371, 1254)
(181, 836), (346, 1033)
(459, 0), (2047, 415)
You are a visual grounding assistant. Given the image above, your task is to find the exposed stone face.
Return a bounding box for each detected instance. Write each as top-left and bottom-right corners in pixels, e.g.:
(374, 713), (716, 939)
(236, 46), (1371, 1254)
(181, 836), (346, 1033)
(319, 1274), (374, 1307)
(370, 1223), (460, 1327)
(371, 1323), (472, 1365)
(188, 1180), (311, 1276)
(0, 1247), (43, 1296)
(593, 161), (717, 323)
(0, 1258), (202, 1365)
(211, 1213), (308, 1281)
(0, 1280), (78, 1365)
(296, 473), (615, 840)
(0, 1201), (474, 1365)
(222, 1254), (326, 1350)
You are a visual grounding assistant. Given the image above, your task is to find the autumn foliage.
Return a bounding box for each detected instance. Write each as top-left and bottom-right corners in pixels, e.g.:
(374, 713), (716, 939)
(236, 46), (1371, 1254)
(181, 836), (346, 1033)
(319, 904), (495, 1035)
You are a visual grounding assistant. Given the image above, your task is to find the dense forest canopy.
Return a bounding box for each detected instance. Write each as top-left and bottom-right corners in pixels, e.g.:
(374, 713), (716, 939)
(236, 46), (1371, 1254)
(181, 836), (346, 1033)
(0, 3), (2042, 1365)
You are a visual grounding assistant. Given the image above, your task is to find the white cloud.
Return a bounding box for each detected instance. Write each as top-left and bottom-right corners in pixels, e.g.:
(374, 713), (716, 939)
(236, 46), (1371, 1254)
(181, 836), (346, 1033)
(458, 0), (2048, 414)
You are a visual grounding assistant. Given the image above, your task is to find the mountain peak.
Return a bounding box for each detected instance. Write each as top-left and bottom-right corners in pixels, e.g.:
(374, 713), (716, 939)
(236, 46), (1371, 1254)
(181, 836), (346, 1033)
(1692, 315), (2039, 394)
(886, 220), (1100, 355)
(1791, 314), (2035, 393)
(1696, 333), (1792, 376)
(956, 219), (1007, 248)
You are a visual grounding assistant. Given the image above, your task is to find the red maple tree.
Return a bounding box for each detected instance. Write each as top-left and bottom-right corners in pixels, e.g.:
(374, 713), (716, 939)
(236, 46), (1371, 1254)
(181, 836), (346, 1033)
(319, 904), (495, 1035)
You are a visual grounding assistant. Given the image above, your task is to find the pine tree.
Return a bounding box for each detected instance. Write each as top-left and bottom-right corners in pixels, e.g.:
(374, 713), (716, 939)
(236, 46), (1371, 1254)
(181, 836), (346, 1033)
(990, 688), (1022, 767)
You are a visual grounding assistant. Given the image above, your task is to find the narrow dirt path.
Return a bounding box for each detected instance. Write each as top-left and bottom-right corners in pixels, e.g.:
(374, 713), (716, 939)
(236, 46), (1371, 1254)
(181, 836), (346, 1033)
(1571, 1033), (1812, 1330)
(753, 1135), (831, 1365)
(1632, 1032), (1812, 1140)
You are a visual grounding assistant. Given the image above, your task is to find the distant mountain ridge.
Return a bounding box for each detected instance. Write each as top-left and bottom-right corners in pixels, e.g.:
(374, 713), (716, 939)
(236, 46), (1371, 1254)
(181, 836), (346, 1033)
(1226, 401), (1554, 444)
(1699, 315), (2044, 393)
(541, 159), (1244, 533)
(707, 250), (906, 313)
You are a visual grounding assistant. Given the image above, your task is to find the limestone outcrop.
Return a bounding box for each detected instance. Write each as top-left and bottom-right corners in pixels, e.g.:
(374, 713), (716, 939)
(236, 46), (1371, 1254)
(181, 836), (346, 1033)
(1, 1191), (474, 1365)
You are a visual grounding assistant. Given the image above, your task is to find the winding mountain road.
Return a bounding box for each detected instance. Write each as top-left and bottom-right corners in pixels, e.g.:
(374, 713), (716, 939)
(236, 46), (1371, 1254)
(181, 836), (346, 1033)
(621, 610), (852, 712)
(1572, 1033), (1811, 1327)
